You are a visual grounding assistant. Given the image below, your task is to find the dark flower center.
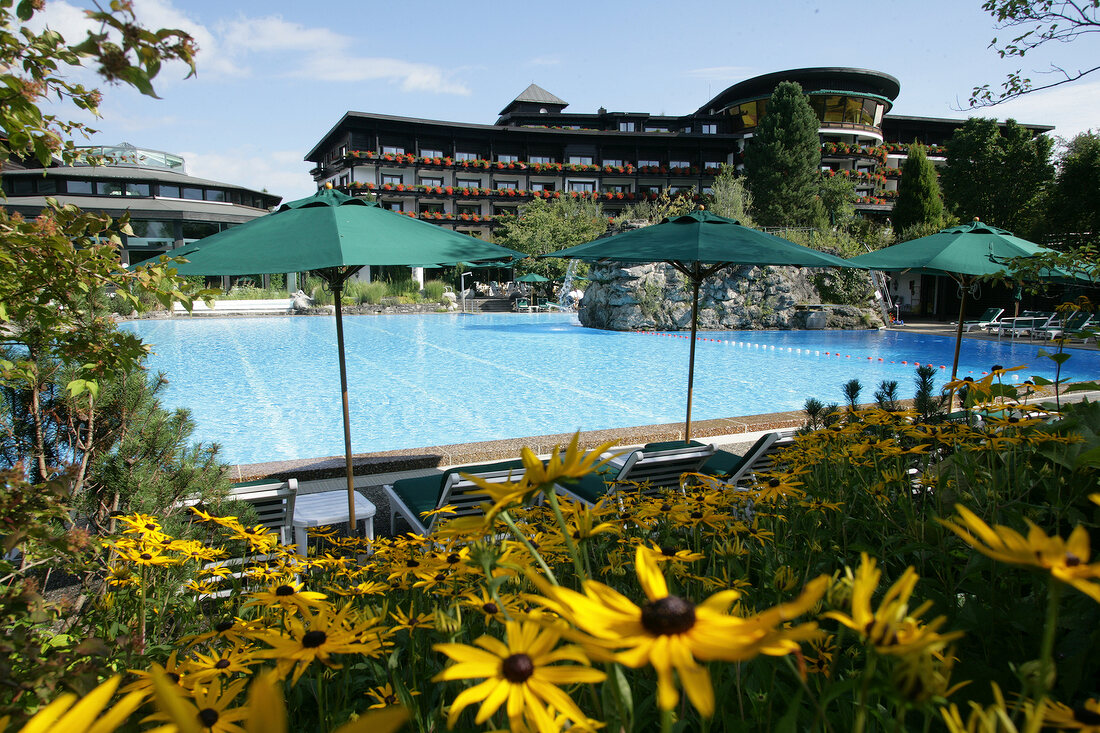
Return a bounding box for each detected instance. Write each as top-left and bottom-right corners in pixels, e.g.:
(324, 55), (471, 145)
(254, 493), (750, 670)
(661, 545), (676, 556)
(144, 523), (157, 530)
(215, 620), (234, 632)
(1074, 706), (1100, 725)
(446, 553), (461, 564)
(572, 530), (581, 539)
(302, 630), (327, 648)
(214, 659), (230, 669)
(434, 573), (446, 581)
(483, 602), (499, 615)
(198, 708), (219, 727)
(768, 478), (781, 488)
(1009, 416), (1020, 423)
(275, 585), (295, 596)
(406, 559), (420, 568)
(501, 653), (535, 682)
(690, 511), (703, 519)
(641, 596), (697, 636)
(1065, 552), (1082, 567)
(166, 672), (181, 684)
(385, 694), (397, 704)
(660, 504), (672, 512)
(140, 553), (153, 561)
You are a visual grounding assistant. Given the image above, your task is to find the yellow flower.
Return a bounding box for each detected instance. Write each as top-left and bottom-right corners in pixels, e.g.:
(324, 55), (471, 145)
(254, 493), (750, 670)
(530, 545), (825, 716)
(146, 670), (250, 733)
(255, 605), (387, 685)
(639, 542), (704, 564)
(12, 675), (143, 733)
(184, 645), (260, 684)
(1045, 698), (1100, 731)
(939, 682), (1041, 733)
(433, 620), (605, 731)
(366, 682), (420, 710)
(243, 581), (330, 614)
(824, 553), (963, 656)
(389, 605), (436, 633)
(940, 504), (1100, 603)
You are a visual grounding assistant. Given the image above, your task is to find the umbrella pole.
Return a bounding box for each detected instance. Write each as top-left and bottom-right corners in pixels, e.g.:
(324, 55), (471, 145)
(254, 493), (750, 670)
(685, 275), (701, 444)
(949, 278), (968, 409)
(332, 280), (358, 534)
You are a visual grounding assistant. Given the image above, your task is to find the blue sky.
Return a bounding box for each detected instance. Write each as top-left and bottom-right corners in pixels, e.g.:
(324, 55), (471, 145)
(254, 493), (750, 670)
(38, 0), (1099, 202)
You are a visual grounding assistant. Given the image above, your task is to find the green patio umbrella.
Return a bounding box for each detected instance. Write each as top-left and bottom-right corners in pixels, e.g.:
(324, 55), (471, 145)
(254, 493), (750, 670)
(515, 273), (550, 283)
(549, 209), (857, 441)
(846, 219), (1070, 384)
(171, 186), (525, 530)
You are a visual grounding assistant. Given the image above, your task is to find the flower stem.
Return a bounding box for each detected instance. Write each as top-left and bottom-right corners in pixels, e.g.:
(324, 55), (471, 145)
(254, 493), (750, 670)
(498, 510), (558, 586)
(544, 487), (588, 582)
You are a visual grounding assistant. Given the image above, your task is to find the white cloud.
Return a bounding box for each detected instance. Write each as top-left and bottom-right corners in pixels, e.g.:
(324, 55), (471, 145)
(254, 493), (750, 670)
(215, 13), (470, 94)
(180, 149), (316, 202)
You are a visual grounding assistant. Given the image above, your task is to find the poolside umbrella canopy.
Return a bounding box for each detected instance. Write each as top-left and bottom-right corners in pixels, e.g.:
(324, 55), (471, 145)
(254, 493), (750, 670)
(846, 219), (1068, 382)
(549, 209), (857, 441)
(172, 186), (525, 530)
(515, 272), (550, 283)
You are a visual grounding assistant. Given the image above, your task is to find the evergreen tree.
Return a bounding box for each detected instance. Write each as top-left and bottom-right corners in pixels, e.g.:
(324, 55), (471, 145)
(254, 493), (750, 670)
(940, 118), (1054, 238)
(891, 143), (945, 234)
(743, 81), (824, 228)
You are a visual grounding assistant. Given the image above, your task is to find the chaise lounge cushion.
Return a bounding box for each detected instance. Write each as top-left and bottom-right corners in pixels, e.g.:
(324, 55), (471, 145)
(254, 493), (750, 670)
(389, 459), (526, 520)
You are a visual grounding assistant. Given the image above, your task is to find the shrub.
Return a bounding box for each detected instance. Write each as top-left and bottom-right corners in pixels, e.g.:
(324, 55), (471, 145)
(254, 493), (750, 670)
(423, 279), (448, 302)
(386, 278), (421, 298)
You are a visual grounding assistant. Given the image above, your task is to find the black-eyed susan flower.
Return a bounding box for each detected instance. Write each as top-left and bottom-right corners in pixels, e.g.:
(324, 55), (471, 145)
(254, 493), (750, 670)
(366, 682), (420, 709)
(124, 651), (192, 699)
(433, 620), (605, 731)
(184, 645), (260, 684)
(8, 675), (144, 733)
(824, 553), (963, 657)
(940, 504), (1100, 603)
(243, 581), (329, 615)
(255, 605), (386, 684)
(530, 545), (825, 716)
(1045, 698), (1100, 731)
(389, 605), (436, 633)
(939, 682), (1039, 733)
(146, 672), (249, 733)
(640, 542), (704, 564)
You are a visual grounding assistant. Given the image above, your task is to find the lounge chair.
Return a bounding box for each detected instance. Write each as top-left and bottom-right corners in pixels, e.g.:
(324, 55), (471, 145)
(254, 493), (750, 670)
(177, 478), (299, 546)
(554, 442), (717, 504)
(1036, 311), (1093, 340)
(536, 297), (550, 312)
(513, 298), (530, 313)
(996, 311), (1056, 339)
(961, 307), (1004, 332)
(383, 459), (527, 535)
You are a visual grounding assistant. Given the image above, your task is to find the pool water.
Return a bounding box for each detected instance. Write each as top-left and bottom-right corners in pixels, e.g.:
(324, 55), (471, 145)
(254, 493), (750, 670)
(124, 313), (1100, 465)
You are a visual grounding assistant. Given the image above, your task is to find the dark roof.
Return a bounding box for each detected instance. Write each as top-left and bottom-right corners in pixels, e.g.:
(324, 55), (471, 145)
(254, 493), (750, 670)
(5, 165), (278, 198)
(511, 83), (567, 106)
(3, 194), (274, 221)
(698, 67), (902, 115)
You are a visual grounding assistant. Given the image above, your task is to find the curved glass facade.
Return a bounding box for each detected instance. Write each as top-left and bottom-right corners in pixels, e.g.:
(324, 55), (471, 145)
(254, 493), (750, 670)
(726, 94), (885, 132)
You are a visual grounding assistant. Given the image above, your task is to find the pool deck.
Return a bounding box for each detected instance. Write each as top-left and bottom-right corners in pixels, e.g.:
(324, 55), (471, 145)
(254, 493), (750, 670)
(887, 318), (1099, 350)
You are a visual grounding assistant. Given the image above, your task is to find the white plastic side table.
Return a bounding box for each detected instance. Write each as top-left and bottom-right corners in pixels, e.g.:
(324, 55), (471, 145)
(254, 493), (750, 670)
(292, 490), (376, 557)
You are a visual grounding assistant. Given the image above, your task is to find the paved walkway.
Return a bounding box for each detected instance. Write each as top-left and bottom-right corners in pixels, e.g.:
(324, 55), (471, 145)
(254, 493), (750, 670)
(888, 319), (1098, 351)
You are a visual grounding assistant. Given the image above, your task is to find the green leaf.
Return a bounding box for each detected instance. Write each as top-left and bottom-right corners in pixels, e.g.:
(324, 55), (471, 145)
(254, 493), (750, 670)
(1032, 376), (1053, 386)
(1065, 382), (1100, 393)
(1046, 351), (1073, 365)
(774, 688), (804, 733)
(1074, 446), (1100, 469)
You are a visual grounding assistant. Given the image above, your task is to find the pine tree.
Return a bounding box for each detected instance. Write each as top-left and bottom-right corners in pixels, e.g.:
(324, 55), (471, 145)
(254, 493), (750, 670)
(891, 143), (945, 235)
(743, 81), (824, 228)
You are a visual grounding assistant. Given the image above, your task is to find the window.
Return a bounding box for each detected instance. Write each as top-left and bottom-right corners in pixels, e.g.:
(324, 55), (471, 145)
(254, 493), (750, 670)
(100, 181), (124, 196)
(182, 186), (203, 200)
(181, 221), (219, 240)
(669, 186), (689, 194)
(338, 175), (349, 189)
(567, 155), (593, 165)
(638, 159), (659, 168)
(385, 201), (403, 212)
(457, 203), (480, 215)
(603, 184), (630, 193)
(456, 178), (480, 188)
(420, 203), (444, 214)
(157, 183), (180, 198)
(496, 154), (519, 163)
(640, 185), (662, 194)
(618, 121), (635, 132)
(455, 151), (478, 161)
(420, 148), (443, 158)
(495, 180), (518, 190)
(530, 181), (555, 192)
(381, 174), (402, 186)
(705, 160), (725, 170)
(125, 182), (150, 196)
(205, 189), (226, 202)
(130, 220), (175, 240)
(492, 205), (517, 216)
(702, 123), (717, 134)
(382, 145), (405, 155)
(603, 159), (623, 167)
(36, 178), (57, 194)
(681, 125), (693, 133)
(702, 186), (714, 195)
(567, 180), (595, 193)
(529, 155), (553, 164)
(420, 177), (443, 187)
(645, 126), (669, 133)
(669, 160), (690, 169)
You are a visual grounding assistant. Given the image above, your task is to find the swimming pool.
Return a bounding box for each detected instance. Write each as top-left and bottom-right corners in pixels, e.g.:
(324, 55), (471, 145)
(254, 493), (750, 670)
(124, 313), (1100, 465)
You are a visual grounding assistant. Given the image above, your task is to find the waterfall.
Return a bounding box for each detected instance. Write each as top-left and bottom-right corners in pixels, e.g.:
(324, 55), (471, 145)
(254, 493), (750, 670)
(558, 259), (580, 306)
